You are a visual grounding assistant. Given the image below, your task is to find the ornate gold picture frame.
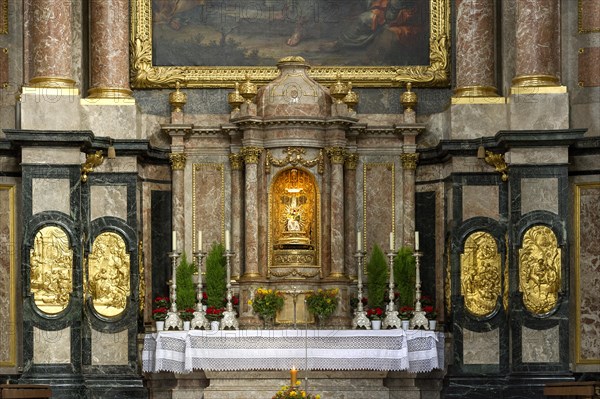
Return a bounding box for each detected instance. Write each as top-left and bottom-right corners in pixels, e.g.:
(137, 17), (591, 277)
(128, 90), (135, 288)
(131, 0), (450, 88)
(0, 0), (7, 34)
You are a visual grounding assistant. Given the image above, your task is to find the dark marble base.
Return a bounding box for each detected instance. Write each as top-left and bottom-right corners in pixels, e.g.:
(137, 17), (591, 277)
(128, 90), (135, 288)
(18, 374), (85, 399)
(444, 374), (575, 399)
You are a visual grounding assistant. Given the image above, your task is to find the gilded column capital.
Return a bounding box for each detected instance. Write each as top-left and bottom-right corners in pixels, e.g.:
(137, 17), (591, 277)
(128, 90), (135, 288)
(400, 153), (419, 170)
(169, 152), (187, 170)
(345, 152), (359, 170)
(229, 153), (243, 170)
(241, 146), (263, 164)
(326, 147), (346, 164)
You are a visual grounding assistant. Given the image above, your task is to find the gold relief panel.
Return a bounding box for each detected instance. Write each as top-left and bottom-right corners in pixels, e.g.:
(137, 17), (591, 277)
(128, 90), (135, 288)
(30, 226), (74, 315)
(131, 0), (450, 88)
(88, 232), (131, 318)
(460, 231), (501, 318)
(519, 226), (561, 315)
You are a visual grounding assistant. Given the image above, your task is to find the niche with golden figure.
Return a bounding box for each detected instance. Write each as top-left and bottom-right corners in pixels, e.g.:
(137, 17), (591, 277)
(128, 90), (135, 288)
(519, 226), (561, 315)
(30, 226), (73, 314)
(269, 167), (320, 278)
(87, 232), (130, 317)
(460, 231), (502, 317)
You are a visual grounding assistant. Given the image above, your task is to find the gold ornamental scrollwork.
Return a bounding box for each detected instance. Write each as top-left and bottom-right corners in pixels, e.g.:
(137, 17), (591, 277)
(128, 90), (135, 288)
(229, 153), (243, 171)
(345, 152), (358, 170)
(138, 240), (145, 314)
(169, 152), (187, 170)
(400, 153), (419, 170)
(265, 147), (324, 174)
(88, 232), (131, 317)
(460, 231), (501, 317)
(241, 146), (263, 164)
(519, 226), (561, 315)
(30, 226), (73, 314)
(81, 150), (105, 183)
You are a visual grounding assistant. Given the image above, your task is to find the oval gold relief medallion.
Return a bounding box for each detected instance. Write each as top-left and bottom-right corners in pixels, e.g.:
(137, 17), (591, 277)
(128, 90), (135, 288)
(460, 231), (501, 317)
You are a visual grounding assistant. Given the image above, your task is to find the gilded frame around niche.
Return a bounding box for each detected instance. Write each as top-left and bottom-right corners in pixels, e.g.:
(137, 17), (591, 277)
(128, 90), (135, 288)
(131, 0), (450, 88)
(0, 0), (7, 34)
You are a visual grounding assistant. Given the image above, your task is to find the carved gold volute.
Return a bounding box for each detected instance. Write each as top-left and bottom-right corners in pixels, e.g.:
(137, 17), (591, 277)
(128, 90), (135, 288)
(460, 231), (501, 317)
(326, 147), (346, 164)
(229, 152), (243, 170)
(81, 150), (105, 183)
(400, 153), (419, 170)
(519, 226), (561, 315)
(344, 152), (358, 170)
(241, 146), (263, 164)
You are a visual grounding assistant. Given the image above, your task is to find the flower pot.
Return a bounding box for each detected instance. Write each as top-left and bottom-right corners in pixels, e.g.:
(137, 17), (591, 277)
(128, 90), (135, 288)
(428, 320), (437, 331)
(401, 320), (410, 330)
(371, 320), (382, 330)
(183, 321), (191, 331)
(155, 320), (165, 331)
(210, 321), (220, 331)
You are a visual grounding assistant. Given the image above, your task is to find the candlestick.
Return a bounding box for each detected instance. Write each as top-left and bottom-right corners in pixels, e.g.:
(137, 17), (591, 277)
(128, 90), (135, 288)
(415, 231), (420, 251)
(357, 231), (362, 251)
(225, 230), (230, 251)
(172, 231), (177, 252)
(197, 230), (203, 252)
(290, 367), (297, 386)
(389, 232), (394, 251)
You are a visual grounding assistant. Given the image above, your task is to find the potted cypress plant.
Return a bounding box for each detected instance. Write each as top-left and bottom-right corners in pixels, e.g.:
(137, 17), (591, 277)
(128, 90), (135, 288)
(394, 246), (416, 310)
(366, 244), (389, 327)
(205, 243), (227, 329)
(176, 253), (197, 330)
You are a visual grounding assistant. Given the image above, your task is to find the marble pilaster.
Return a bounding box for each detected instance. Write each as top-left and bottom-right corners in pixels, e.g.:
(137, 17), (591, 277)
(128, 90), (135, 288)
(513, 0), (561, 87)
(327, 147), (345, 279)
(88, 0), (132, 99)
(169, 152), (186, 252)
(344, 153), (358, 277)
(241, 146), (262, 278)
(400, 153), (418, 249)
(27, 0), (74, 87)
(229, 153), (243, 278)
(455, 0), (498, 97)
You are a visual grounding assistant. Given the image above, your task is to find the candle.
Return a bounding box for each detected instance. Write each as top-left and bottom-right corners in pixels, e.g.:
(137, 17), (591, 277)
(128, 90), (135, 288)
(357, 231), (362, 251)
(389, 232), (394, 251)
(197, 230), (203, 252)
(172, 231), (177, 252)
(225, 230), (230, 251)
(415, 231), (420, 251)
(290, 367), (297, 386)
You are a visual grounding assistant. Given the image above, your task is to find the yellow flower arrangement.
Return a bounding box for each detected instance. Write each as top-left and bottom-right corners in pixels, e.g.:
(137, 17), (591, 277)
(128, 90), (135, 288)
(272, 382), (321, 399)
(305, 288), (339, 319)
(248, 288), (285, 320)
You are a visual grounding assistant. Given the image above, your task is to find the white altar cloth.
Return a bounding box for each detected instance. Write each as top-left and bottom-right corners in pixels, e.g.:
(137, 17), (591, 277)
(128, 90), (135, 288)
(142, 329), (443, 374)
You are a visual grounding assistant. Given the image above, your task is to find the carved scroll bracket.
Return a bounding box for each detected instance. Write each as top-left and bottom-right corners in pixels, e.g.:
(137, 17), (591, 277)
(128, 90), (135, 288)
(265, 147), (324, 174)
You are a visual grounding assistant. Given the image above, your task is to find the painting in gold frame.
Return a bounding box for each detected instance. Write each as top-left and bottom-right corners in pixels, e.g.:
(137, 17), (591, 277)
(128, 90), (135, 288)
(131, 0), (450, 88)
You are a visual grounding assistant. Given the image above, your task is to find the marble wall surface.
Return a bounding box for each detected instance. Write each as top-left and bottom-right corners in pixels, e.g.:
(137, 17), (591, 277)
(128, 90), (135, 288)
(33, 326), (71, 364)
(463, 329), (500, 365)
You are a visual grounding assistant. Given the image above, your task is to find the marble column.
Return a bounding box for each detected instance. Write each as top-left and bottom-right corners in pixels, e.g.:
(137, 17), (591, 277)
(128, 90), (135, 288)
(28, 0), (75, 87)
(344, 153), (359, 277)
(454, 0), (498, 97)
(327, 147), (345, 279)
(229, 153), (243, 279)
(400, 153), (418, 248)
(241, 147), (262, 279)
(88, 0), (133, 99)
(512, 0), (560, 87)
(169, 153), (186, 252)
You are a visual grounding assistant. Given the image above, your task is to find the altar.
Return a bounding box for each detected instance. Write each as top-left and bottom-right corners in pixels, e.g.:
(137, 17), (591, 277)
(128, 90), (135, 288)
(142, 329), (445, 399)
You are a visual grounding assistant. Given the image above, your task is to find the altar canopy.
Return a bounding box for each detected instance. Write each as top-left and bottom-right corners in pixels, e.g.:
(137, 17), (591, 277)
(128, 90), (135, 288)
(142, 329), (444, 374)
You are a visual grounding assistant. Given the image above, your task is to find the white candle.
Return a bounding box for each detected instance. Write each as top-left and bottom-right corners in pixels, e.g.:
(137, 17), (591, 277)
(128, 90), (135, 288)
(415, 231), (420, 251)
(225, 230), (230, 251)
(172, 231), (177, 252)
(197, 230), (203, 252)
(357, 231), (362, 251)
(389, 232), (394, 251)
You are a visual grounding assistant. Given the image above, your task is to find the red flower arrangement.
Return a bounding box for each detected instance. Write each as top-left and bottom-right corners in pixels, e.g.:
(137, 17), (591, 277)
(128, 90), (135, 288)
(206, 306), (224, 321)
(152, 296), (170, 321)
(399, 306), (414, 320)
(423, 305), (437, 320)
(366, 307), (384, 321)
(180, 307), (196, 321)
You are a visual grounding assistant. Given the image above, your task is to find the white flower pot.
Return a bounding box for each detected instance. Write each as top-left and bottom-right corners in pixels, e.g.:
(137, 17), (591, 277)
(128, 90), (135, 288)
(155, 320), (165, 331)
(183, 321), (191, 331)
(371, 320), (382, 330)
(211, 321), (220, 331)
(428, 320), (437, 331)
(401, 320), (410, 330)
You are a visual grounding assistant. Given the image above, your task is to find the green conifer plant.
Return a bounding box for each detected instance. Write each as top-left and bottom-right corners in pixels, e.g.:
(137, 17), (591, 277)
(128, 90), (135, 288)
(366, 244), (389, 309)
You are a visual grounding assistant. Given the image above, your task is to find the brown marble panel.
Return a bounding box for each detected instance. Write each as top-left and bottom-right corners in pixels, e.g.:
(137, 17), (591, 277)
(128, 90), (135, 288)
(579, 0), (600, 32)
(0, 48), (7, 87)
(577, 183), (600, 363)
(578, 47), (600, 87)
(462, 185), (499, 221)
(192, 164), (225, 251)
(364, 163), (394, 253)
(520, 178), (558, 215)
(0, 185), (15, 366)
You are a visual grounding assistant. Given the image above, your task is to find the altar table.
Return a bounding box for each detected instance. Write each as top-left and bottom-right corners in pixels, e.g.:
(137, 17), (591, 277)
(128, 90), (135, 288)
(142, 329), (444, 374)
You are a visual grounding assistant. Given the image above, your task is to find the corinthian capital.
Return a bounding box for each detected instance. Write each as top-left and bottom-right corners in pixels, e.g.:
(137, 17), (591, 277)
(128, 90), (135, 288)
(241, 146), (263, 164)
(326, 147), (346, 164)
(169, 152), (187, 170)
(400, 153), (419, 170)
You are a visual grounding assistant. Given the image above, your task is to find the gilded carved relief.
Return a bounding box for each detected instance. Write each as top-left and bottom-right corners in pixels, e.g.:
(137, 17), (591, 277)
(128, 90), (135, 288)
(519, 226), (561, 315)
(88, 232), (131, 317)
(460, 232), (501, 317)
(30, 226), (73, 314)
